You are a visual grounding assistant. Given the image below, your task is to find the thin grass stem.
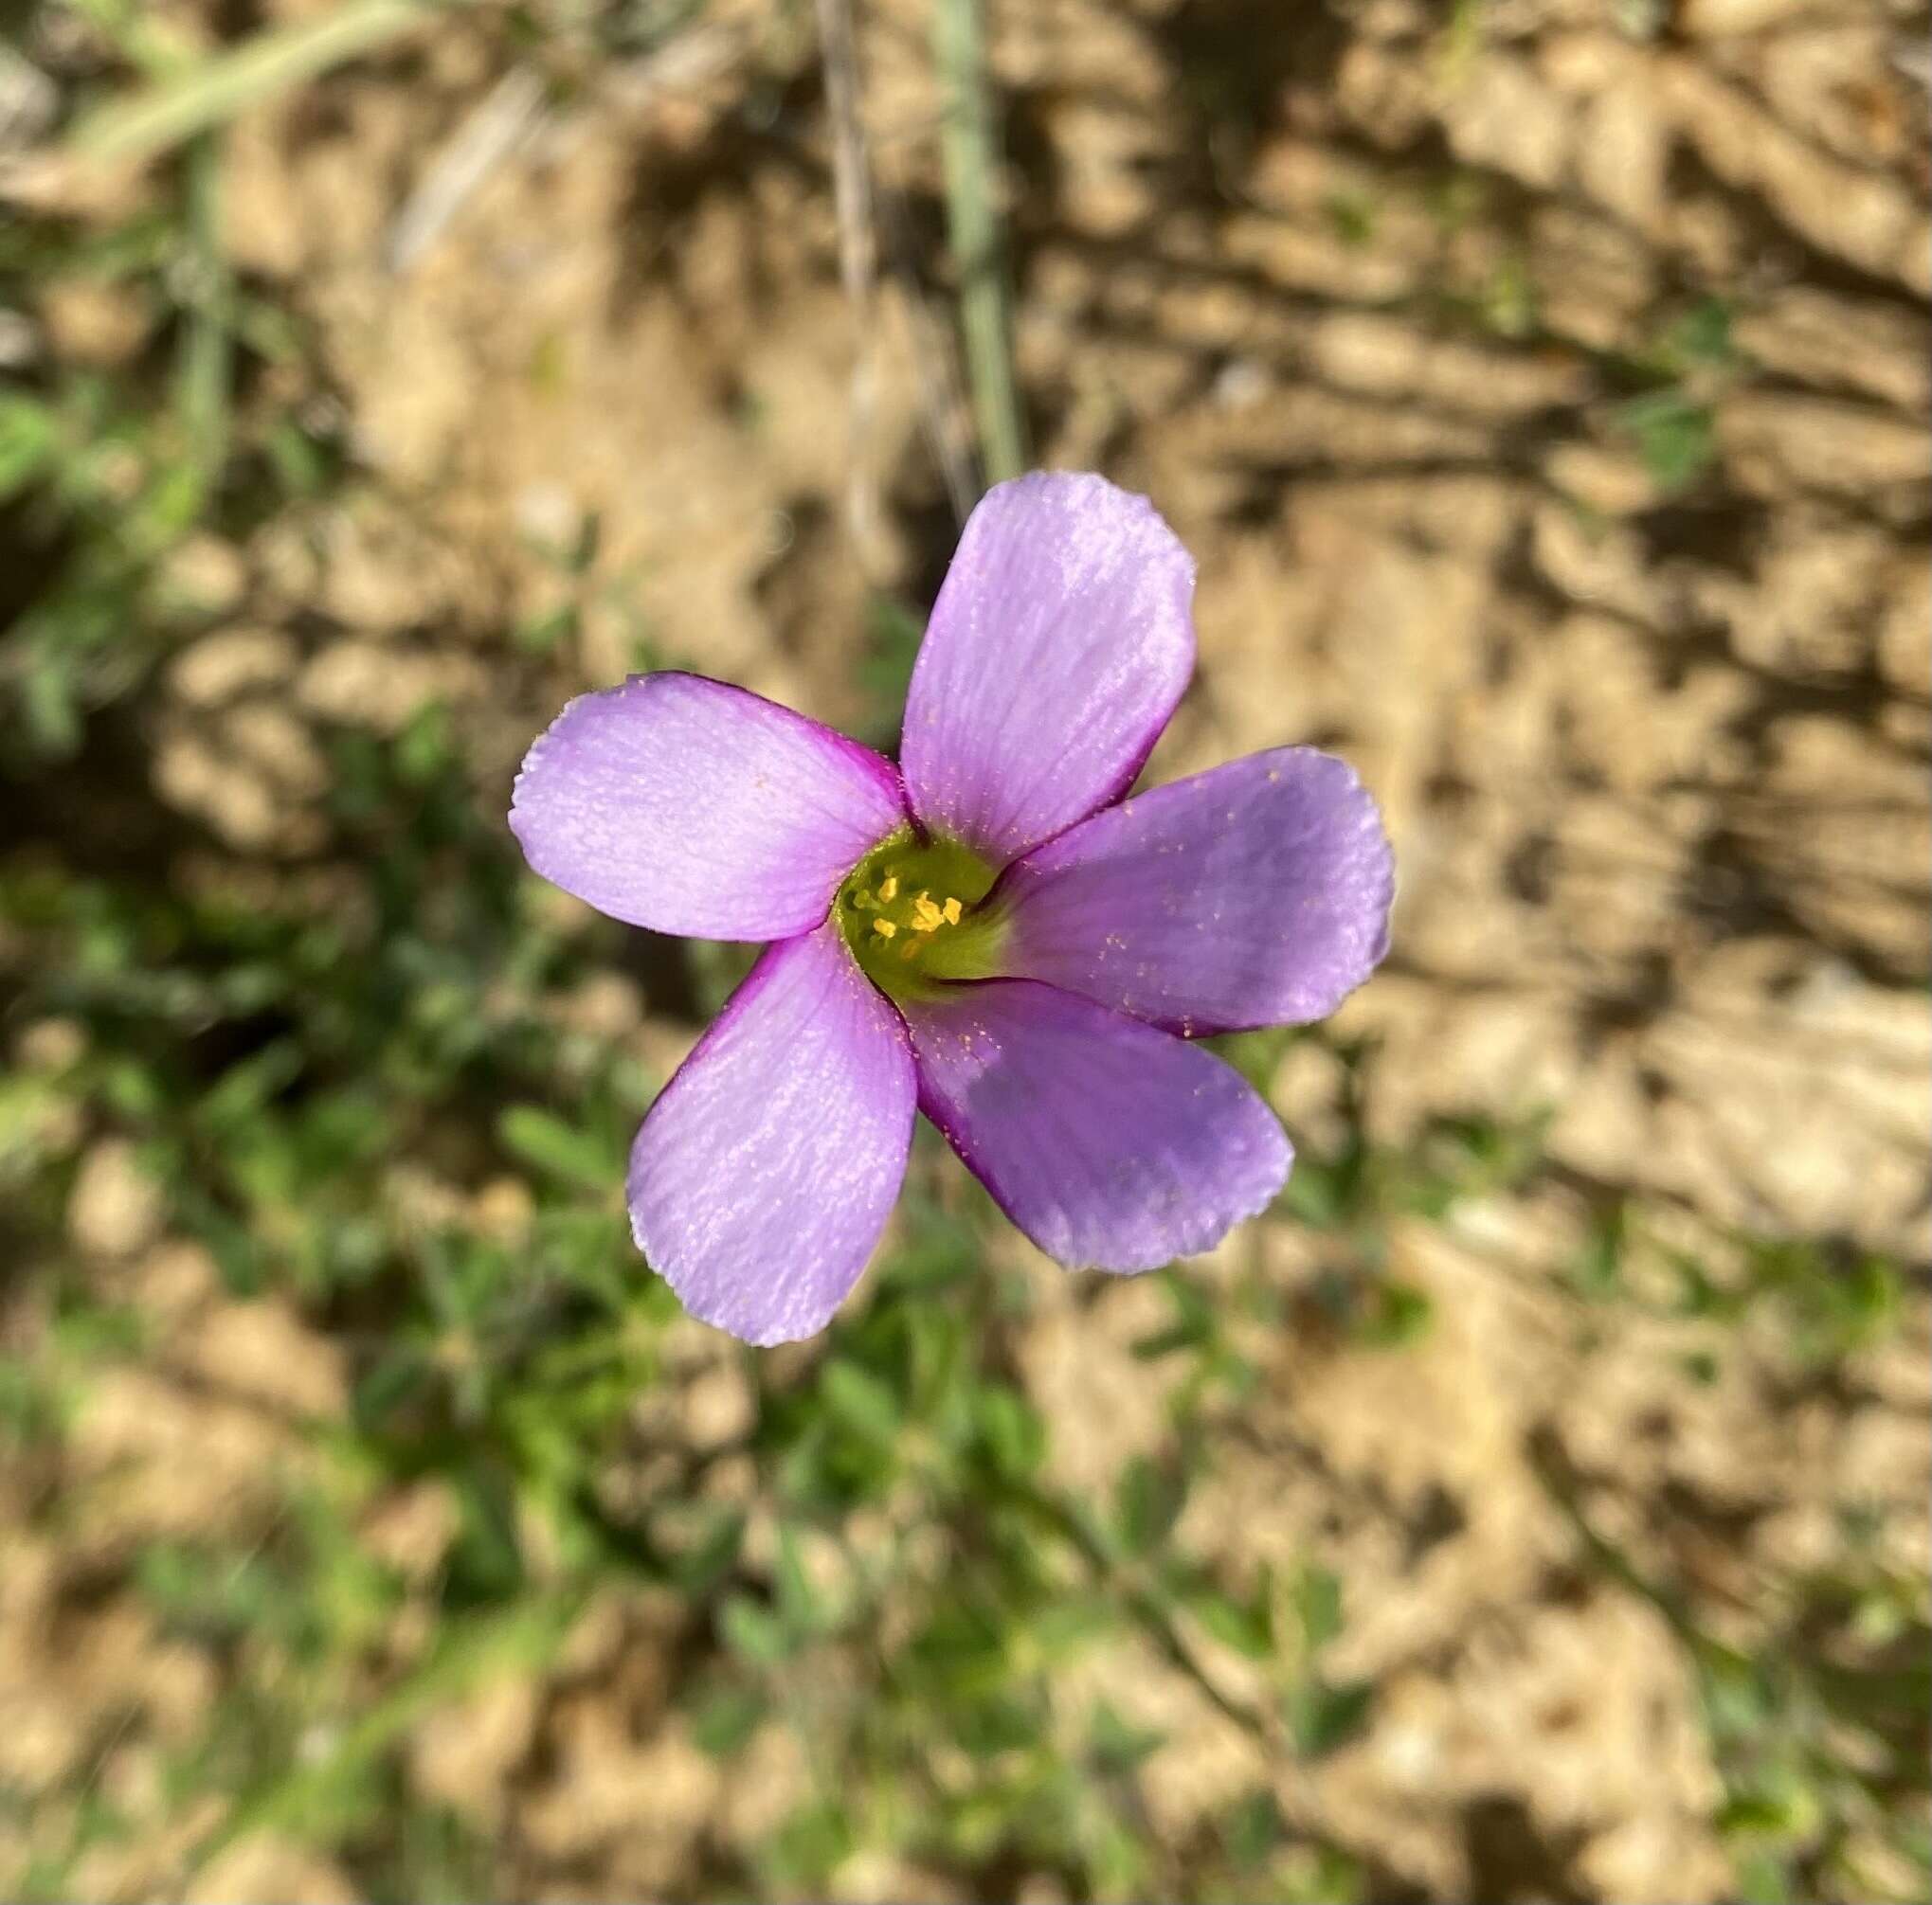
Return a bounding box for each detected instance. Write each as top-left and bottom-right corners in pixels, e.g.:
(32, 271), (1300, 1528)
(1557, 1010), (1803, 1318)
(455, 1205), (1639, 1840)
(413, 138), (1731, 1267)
(931, 0), (1024, 489)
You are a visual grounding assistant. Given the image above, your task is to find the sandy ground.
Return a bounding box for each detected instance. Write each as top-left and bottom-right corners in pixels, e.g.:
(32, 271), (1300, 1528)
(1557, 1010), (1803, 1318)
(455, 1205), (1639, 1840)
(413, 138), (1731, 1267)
(6, 0), (1928, 1898)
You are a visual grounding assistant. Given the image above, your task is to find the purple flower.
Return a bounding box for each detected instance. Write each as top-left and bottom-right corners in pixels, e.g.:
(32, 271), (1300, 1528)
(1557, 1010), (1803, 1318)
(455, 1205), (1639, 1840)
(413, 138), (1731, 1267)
(511, 473), (1394, 1344)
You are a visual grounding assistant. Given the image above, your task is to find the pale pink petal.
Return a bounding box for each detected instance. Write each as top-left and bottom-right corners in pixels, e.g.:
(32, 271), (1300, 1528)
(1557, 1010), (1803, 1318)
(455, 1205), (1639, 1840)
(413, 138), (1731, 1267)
(901, 979), (1290, 1272)
(900, 473), (1195, 867)
(512, 672), (907, 940)
(628, 922), (915, 1343)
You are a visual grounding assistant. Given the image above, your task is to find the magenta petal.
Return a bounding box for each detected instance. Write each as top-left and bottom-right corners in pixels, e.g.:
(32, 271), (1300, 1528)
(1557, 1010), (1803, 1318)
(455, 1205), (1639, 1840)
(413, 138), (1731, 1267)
(627, 922), (915, 1343)
(996, 746), (1394, 1035)
(511, 672), (907, 939)
(900, 473), (1196, 867)
(901, 979), (1290, 1272)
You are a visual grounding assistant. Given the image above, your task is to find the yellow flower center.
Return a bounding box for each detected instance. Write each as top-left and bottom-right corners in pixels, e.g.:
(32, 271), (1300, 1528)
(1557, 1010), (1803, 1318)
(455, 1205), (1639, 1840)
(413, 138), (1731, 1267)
(837, 829), (1006, 998)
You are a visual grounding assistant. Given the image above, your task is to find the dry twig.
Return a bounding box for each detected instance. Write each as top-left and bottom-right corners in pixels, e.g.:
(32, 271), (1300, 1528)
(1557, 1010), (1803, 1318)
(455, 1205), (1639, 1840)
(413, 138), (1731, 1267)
(386, 64), (549, 277)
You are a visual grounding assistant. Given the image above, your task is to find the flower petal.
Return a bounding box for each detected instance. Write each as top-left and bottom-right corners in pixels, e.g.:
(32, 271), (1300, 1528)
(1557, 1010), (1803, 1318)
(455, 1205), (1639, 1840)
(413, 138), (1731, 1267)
(901, 979), (1290, 1272)
(628, 922), (915, 1344)
(512, 672), (907, 939)
(995, 746), (1394, 1035)
(900, 473), (1196, 867)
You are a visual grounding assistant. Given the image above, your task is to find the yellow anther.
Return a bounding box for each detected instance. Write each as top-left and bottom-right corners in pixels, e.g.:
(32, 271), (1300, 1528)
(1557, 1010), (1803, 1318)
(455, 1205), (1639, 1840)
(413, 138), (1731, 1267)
(872, 917), (897, 940)
(942, 896), (963, 926)
(910, 890), (947, 933)
(876, 873), (899, 902)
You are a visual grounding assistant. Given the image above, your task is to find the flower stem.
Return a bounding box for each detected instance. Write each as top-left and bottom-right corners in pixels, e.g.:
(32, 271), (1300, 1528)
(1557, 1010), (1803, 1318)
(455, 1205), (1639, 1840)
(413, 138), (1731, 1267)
(932, 0), (1025, 488)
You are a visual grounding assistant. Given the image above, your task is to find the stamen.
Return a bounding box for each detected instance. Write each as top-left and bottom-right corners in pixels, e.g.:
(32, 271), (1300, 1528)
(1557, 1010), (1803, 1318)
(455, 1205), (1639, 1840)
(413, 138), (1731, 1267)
(835, 828), (1003, 995)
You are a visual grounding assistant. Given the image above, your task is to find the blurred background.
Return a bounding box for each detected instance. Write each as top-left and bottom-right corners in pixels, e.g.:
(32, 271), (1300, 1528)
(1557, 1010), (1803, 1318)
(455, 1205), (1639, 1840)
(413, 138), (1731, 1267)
(1, 1), (1927, 1900)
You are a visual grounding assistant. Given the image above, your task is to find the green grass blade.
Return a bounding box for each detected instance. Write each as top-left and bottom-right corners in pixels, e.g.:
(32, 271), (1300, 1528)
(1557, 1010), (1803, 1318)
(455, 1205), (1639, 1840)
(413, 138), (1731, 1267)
(932, 0), (1024, 488)
(67, 0), (463, 167)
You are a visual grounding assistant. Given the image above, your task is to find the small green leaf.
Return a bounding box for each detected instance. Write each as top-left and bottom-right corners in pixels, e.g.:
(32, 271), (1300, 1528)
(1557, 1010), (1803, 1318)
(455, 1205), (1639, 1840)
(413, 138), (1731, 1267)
(1285, 1676), (1374, 1758)
(772, 1522), (820, 1632)
(1733, 1843), (1795, 1905)
(0, 395), (58, 500)
(395, 701), (455, 784)
(1680, 1348), (1720, 1387)
(953, 1691), (1038, 1757)
(1616, 387), (1716, 494)
(566, 510), (603, 574)
(1114, 1455), (1187, 1555)
(1089, 1699), (1165, 1775)
(820, 1358), (899, 1444)
(1190, 1585), (1274, 1661)
(1132, 1270), (1217, 1358)
(1284, 1123), (1373, 1228)
(513, 603), (577, 656)
(1359, 1279), (1434, 1349)
(666, 1509), (744, 1594)
(444, 1467), (525, 1605)
(1222, 1789), (1284, 1869)
(719, 1592), (789, 1664)
(689, 1680), (767, 1756)
(1571, 1205), (1627, 1300)
(1719, 1792), (1799, 1837)
(1323, 191), (1378, 246)
(497, 1105), (612, 1194)
(974, 1384), (1044, 1479)
(1294, 1565), (1345, 1654)
(858, 593), (925, 738)
(1666, 297), (1735, 369)
(767, 1799), (853, 1889)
